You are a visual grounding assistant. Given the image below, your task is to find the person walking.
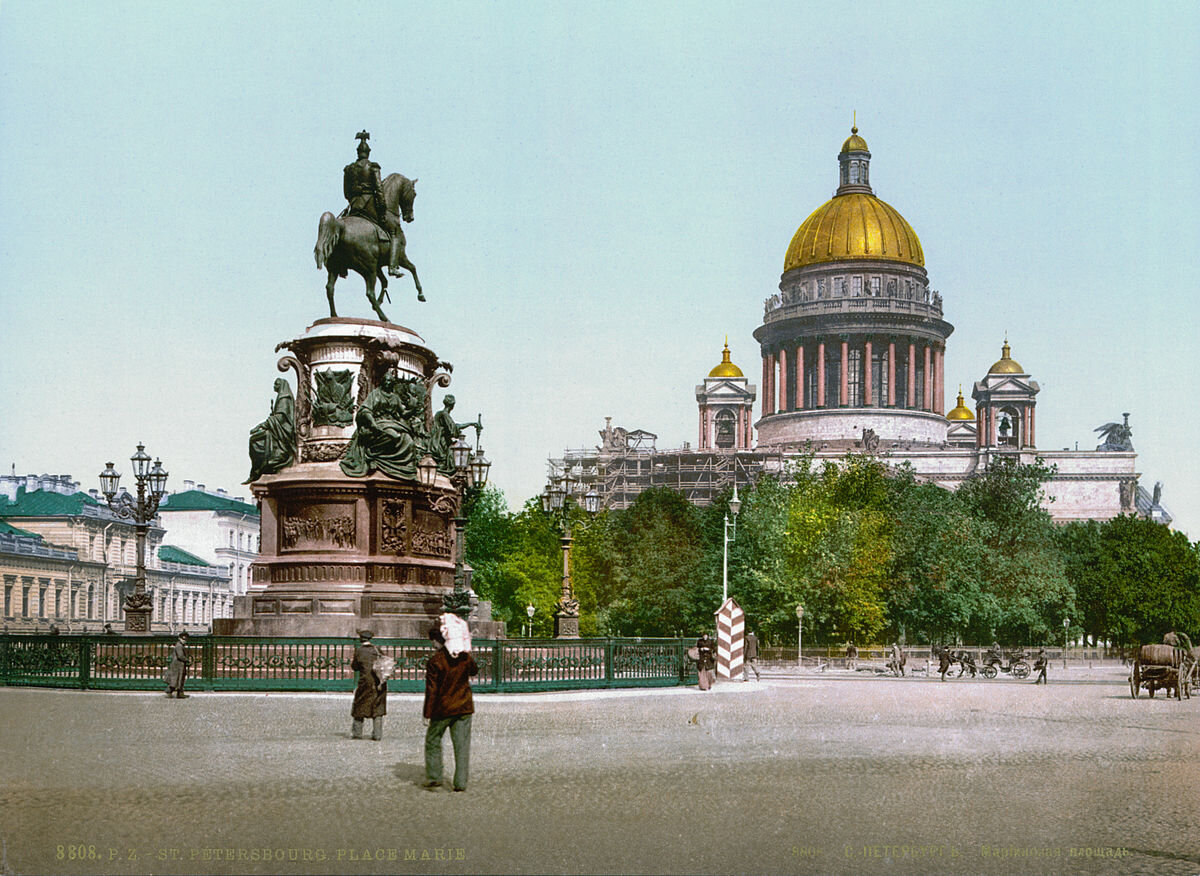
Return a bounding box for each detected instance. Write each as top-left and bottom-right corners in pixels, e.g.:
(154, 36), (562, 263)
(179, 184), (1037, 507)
(1033, 647), (1048, 684)
(742, 630), (761, 682)
(423, 620), (478, 792)
(163, 632), (190, 698)
(938, 645), (953, 681)
(350, 629), (387, 740)
(696, 633), (716, 690)
(845, 643), (858, 671)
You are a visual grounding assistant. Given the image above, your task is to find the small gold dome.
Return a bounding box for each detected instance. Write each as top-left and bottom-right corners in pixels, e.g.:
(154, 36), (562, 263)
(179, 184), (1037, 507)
(784, 192), (924, 271)
(988, 339), (1024, 374)
(708, 340), (744, 378)
(946, 386), (974, 421)
(841, 126), (869, 153)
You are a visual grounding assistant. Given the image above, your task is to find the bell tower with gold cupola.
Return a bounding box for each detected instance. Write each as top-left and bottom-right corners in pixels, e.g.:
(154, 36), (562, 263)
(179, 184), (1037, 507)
(972, 338), (1040, 450)
(696, 339), (756, 450)
(755, 126), (954, 451)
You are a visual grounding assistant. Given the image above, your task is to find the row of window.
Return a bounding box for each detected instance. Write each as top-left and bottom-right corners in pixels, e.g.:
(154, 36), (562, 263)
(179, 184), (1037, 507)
(227, 529), (261, 551)
(802, 275), (929, 303)
(3, 578), (230, 624)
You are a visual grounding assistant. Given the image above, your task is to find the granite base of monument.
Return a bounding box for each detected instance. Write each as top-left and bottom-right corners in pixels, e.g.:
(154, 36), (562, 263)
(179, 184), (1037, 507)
(214, 317), (504, 640)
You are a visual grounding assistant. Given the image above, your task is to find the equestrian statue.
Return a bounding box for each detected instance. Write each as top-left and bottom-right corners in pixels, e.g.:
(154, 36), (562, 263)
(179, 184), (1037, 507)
(314, 131), (422, 322)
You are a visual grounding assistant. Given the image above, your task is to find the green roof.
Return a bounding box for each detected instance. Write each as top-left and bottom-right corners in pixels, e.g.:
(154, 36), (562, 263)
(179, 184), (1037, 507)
(159, 490), (259, 516)
(0, 520), (42, 539)
(0, 489), (102, 517)
(157, 545), (211, 566)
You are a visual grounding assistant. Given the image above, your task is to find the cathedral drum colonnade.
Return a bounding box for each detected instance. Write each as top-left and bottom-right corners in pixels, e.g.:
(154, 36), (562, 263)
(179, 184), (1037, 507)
(755, 127), (953, 450)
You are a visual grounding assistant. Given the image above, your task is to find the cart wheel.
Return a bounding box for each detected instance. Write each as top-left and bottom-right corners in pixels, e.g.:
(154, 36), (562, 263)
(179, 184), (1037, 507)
(981, 665), (997, 679)
(1131, 661), (1140, 699)
(1129, 673), (1138, 698)
(1012, 661), (1030, 679)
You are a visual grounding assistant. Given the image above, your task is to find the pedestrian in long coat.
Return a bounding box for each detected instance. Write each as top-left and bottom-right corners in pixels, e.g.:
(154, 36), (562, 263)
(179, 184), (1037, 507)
(350, 629), (387, 740)
(938, 646), (953, 682)
(1033, 647), (1048, 684)
(423, 623), (478, 791)
(696, 633), (716, 690)
(163, 632), (190, 698)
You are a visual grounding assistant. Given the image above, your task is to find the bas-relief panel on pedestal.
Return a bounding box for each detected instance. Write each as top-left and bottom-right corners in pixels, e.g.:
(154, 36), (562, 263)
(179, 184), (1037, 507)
(279, 502), (357, 551)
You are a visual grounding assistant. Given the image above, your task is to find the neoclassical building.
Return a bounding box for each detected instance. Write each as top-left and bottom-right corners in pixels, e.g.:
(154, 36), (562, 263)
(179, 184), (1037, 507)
(554, 127), (1173, 525)
(753, 127), (1154, 523)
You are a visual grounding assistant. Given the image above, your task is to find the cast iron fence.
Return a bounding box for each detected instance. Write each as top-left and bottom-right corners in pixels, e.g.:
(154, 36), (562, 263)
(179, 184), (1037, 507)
(0, 634), (697, 693)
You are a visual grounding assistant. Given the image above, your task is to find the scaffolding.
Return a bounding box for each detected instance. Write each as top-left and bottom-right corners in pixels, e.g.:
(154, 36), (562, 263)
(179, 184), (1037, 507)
(549, 419), (785, 510)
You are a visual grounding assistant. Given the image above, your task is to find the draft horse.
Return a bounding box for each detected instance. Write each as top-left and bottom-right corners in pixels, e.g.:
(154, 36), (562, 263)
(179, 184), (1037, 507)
(314, 173), (421, 322)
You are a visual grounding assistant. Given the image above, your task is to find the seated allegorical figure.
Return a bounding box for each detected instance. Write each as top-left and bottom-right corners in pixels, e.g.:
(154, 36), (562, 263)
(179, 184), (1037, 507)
(246, 378), (296, 483)
(340, 372), (427, 480)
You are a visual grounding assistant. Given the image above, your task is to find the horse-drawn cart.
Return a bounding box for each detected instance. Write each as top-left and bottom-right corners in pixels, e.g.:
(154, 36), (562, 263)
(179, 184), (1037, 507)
(1129, 643), (1193, 700)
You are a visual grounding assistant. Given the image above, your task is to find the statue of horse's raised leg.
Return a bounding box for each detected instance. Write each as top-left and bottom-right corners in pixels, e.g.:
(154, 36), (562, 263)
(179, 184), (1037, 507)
(393, 251), (424, 302)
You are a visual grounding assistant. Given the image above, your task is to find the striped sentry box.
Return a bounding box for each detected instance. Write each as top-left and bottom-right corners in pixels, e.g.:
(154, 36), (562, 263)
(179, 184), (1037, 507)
(715, 597), (744, 680)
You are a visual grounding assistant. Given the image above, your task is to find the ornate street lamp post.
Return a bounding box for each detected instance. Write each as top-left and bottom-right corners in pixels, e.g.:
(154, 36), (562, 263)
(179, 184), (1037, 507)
(541, 473), (599, 639)
(99, 444), (168, 633)
(1063, 616), (1070, 670)
(526, 602), (536, 638)
(441, 434), (489, 618)
(722, 483), (741, 603)
(795, 603), (804, 672)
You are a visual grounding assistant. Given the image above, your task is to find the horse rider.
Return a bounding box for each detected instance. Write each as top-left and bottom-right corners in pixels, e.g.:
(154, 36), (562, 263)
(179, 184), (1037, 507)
(343, 131), (404, 278)
(985, 641), (1004, 671)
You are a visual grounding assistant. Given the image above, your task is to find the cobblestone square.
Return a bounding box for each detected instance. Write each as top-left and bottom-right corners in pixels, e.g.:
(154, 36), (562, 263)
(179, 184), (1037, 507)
(2, 667), (1198, 875)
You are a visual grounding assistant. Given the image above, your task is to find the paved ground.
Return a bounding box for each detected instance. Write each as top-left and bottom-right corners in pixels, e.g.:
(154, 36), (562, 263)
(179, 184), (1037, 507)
(2, 664), (1198, 876)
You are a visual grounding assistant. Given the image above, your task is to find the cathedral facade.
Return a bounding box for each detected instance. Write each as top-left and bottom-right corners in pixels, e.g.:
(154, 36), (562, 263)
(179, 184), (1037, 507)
(754, 128), (1152, 523)
(553, 128), (1169, 525)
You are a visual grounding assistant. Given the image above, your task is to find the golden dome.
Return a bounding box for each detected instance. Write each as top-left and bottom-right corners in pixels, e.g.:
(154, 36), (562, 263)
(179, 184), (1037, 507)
(841, 126), (869, 153)
(784, 192), (925, 272)
(708, 339), (744, 378)
(988, 339), (1024, 374)
(946, 387), (974, 421)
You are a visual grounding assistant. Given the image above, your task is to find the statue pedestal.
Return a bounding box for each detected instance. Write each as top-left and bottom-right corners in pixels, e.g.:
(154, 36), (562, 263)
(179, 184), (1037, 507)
(215, 318), (504, 640)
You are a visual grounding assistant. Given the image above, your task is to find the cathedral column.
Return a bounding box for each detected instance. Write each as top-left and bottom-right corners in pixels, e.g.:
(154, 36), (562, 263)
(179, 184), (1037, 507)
(795, 344), (804, 409)
(762, 354), (770, 418)
(1030, 405), (1036, 447)
(934, 347), (944, 415)
(924, 344), (932, 412)
(778, 347), (788, 413)
(887, 341), (896, 407)
(863, 339), (873, 406)
(907, 342), (916, 408)
(699, 404), (707, 450)
(817, 341), (826, 407)
(840, 339), (849, 407)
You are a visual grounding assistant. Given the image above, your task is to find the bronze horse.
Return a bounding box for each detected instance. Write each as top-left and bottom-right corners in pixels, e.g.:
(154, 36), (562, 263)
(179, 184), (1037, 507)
(314, 173), (421, 322)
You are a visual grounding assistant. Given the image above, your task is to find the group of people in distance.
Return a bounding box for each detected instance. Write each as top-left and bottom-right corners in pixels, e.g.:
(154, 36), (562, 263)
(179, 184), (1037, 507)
(693, 630), (761, 690)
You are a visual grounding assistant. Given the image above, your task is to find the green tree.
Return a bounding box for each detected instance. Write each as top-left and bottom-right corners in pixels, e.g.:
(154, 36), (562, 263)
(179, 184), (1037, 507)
(1086, 515), (1200, 646)
(597, 487), (706, 636)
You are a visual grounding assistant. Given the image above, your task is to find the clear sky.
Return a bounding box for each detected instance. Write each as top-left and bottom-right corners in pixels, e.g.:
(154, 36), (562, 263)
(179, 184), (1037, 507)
(1, 2), (1197, 537)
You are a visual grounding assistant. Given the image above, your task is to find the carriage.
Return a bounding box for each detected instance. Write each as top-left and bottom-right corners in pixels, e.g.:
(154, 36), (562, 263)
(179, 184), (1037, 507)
(1128, 642), (1194, 700)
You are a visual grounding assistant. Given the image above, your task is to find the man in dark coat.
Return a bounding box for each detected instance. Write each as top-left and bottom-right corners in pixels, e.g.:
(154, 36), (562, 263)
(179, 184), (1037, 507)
(163, 632), (190, 698)
(742, 630), (761, 681)
(423, 624), (478, 791)
(696, 633), (716, 690)
(1033, 647), (1048, 684)
(350, 629), (387, 740)
(938, 645), (953, 682)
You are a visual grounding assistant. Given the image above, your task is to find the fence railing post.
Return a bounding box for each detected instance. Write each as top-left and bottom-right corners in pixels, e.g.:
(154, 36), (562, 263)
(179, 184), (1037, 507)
(79, 636), (91, 690)
(492, 640), (504, 693)
(604, 637), (615, 687)
(202, 637), (215, 691)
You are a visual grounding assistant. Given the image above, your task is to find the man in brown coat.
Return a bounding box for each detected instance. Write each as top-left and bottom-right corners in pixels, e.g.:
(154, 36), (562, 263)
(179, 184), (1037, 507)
(163, 632), (190, 698)
(423, 624), (478, 791)
(350, 629), (386, 740)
